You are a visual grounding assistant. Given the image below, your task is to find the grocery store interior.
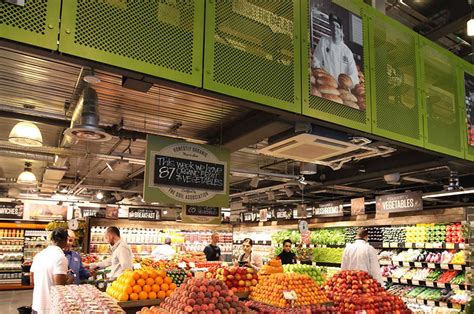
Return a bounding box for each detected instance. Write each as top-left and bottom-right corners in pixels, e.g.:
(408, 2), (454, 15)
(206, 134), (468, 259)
(1, 0), (474, 313)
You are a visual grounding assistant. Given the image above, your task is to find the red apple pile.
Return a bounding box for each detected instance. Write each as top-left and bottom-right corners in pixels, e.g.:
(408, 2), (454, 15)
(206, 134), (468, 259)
(159, 278), (252, 314)
(323, 270), (410, 313)
(244, 300), (338, 313)
(215, 267), (258, 294)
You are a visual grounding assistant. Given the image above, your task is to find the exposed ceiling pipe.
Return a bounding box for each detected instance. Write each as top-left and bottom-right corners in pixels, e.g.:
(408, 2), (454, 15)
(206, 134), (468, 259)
(0, 149), (55, 162)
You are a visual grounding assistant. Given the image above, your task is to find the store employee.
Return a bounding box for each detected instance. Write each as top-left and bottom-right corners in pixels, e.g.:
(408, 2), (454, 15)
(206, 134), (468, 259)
(204, 233), (222, 261)
(64, 230), (90, 284)
(277, 239), (297, 265)
(87, 226), (133, 280)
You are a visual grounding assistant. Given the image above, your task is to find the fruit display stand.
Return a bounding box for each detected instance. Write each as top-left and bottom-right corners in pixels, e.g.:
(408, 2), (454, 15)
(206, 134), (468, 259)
(86, 217), (233, 260)
(234, 207), (472, 312)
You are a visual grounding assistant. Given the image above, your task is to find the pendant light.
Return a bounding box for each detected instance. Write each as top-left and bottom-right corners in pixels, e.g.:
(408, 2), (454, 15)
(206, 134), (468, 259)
(9, 121), (43, 147)
(17, 162), (37, 185)
(468, 18), (474, 36)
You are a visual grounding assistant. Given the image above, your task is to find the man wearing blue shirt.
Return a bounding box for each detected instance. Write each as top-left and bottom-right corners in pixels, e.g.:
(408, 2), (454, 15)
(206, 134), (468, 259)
(65, 230), (90, 284)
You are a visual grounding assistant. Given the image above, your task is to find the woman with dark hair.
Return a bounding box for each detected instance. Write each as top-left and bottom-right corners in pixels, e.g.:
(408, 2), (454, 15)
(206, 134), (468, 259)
(236, 238), (262, 270)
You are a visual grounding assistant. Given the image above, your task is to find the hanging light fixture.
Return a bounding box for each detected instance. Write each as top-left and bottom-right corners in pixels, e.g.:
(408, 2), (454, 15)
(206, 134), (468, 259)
(9, 121), (43, 147)
(17, 162), (37, 185)
(300, 162), (317, 175)
(96, 191), (104, 200)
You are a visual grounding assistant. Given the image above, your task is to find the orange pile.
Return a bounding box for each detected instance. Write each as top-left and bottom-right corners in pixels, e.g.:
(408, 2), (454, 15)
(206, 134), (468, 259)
(250, 273), (328, 308)
(106, 267), (177, 302)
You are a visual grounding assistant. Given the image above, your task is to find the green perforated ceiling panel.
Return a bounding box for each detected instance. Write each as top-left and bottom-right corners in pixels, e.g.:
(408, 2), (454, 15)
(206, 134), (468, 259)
(0, 0), (61, 50)
(301, 0), (371, 132)
(368, 8), (423, 147)
(420, 39), (464, 158)
(203, 0), (301, 113)
(59, 0), (204, 87)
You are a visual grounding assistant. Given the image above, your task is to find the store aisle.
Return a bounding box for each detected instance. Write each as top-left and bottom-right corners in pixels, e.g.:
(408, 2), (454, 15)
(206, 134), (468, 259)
(0, 290), (32, 314)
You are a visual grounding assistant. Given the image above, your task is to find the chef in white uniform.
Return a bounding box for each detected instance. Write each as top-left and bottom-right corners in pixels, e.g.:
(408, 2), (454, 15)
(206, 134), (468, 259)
(341, 228), (383, 284)
(312, 13), (359, 87)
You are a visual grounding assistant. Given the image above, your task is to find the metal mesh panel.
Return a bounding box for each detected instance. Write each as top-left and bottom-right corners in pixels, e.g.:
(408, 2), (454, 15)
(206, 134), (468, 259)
(422, 43), (462, 157)
(0, 0), (60, 50)
(302, 0), (370, 132)
(205, 0), (299, 112)
(60, 0), (203, 86)
(372, 15), (421, 145)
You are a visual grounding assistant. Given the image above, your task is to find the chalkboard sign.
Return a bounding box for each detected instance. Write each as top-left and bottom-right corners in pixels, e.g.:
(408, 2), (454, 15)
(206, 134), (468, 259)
(185, 205), (220, 217)
(273, 207), (293, 220)
(129, 208), (161, 221)
(241, 212), (258, 222)
(376, 191), (423, 213)
(154, 155), (225, 191)
(0, 202), (23, 219)
(314, 201), (344, 217)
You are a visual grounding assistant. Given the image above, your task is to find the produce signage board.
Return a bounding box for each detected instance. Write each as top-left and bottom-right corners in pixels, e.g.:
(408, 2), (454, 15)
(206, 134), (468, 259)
(273, 207), (293, 220)
(465, 72), (474, 146)
(79, 206), (105, 218)
(182, 205), (221, 224)
(241, 212), (258, 223)
(351, 197), (365, 215)
(313, 201), (343, 217)
(309, 0), (366, 111)
(144, 135), (229, 207)
(259, 208), (268, 222)
(0, 202), (23, 219)
(128, 208), (161, 221)
(375, 191), (423, 213)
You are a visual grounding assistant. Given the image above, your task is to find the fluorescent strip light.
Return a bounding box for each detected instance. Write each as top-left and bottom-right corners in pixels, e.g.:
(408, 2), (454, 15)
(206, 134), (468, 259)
(422, 189), (474, 199)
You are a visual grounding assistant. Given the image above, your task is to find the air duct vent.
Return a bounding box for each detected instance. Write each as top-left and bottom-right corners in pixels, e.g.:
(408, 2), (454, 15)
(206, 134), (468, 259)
(64, 87), (112, 142)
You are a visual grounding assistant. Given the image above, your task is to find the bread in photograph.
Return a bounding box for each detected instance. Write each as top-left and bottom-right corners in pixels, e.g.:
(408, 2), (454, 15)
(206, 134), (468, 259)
(311, 86), (322, 97)
(310, 75), (316, 85)
(338, 89), (358, 102)
(343, 100), (359, 109)
(317, 75), (338, 89)
(312, 68), (329, 77)
(318, 85), (340, 95)
(353, 84), (365, 96)
(322, 93), (343, 104)
(358, 101), (366, 111)
(357, 95), (366, 104)
(338, 74), (353, 89)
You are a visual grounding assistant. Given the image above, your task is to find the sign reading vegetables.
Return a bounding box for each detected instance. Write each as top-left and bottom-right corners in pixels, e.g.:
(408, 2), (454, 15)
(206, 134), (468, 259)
(376, 191), (422, 213)
(144, 135), (229, 207)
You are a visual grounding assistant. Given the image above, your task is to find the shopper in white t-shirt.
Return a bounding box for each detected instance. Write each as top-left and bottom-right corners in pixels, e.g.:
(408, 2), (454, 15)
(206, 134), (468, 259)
(151, 237), (176, 261)
(30, 228), (69, 314)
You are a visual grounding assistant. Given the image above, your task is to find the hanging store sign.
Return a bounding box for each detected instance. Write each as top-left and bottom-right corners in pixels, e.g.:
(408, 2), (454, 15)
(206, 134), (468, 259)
(241, 211), (258, 223)
(79, 206), (105, 218)
(0, 202), (23, 219)
(259, 208), (268, 222)
(314, 201), (344, 217)
(182, 205), (221, 224)
(144, 135), (230, 207)
(376, 191), (423, 213)
(105, 205), (119, 219)
(351, 197), (365, 215)
(128, 208), (161, 221)
(273, 207), (293, 220)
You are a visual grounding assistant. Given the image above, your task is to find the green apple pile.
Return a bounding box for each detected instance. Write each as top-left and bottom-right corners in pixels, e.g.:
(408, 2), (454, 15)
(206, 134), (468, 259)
(283, 264), (326, 285)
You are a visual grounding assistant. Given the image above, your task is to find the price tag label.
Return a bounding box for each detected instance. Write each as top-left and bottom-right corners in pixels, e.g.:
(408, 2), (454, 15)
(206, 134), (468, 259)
(408, 298), (417, 303)
(383, 242), (389, 248)
(432, 243), (443, 249)
(390, 242), (398, 248)
(426, 281), (434, 287)
(415, 243), (424, 248)
(451, 284), (460, 290)
(453, 264), (462, 270)
(439, 302), (447, 308)
(440, 263), (449, 269)
(427, 263), (435, 269)
(425, 243), (433, 248)
(283, 291), (297, 300)
(404, 243), (413, 248)
(445, 243), (455, 249)
(403, 262), (410, 267)
(412, 280), (419, 285)
(427, 301), (435, 306)
(414, 262), (422, 268)
(133, 263), (141, 270)
(188, 262), (196, 268)
(459, 243), (465, 249)
(178, 262), (187, 269)
(400, 278), (408, 284)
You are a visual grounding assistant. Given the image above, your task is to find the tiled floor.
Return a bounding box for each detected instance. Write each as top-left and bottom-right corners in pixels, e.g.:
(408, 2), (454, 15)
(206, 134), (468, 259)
(0, 289), (33, 314)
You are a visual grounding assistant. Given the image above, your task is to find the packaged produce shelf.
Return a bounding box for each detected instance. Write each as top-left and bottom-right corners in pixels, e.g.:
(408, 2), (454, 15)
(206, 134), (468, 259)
(380, 260), (467, 270)
(375, 242), (466, 250)
(384, 277), (471, 290)
(401, 297), (465, 311)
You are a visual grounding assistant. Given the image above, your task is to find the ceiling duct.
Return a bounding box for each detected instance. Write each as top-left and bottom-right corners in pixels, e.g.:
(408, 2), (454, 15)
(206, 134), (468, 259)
(63, 87), (112, 143)
(258, 125), (396, 170)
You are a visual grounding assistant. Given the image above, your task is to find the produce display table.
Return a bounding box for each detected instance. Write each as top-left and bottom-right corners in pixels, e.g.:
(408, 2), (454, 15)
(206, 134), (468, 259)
(118, 298), (163, 314)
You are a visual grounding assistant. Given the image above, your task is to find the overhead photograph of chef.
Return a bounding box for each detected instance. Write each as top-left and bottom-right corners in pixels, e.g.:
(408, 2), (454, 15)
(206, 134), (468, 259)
(310, 0), (366, 111)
